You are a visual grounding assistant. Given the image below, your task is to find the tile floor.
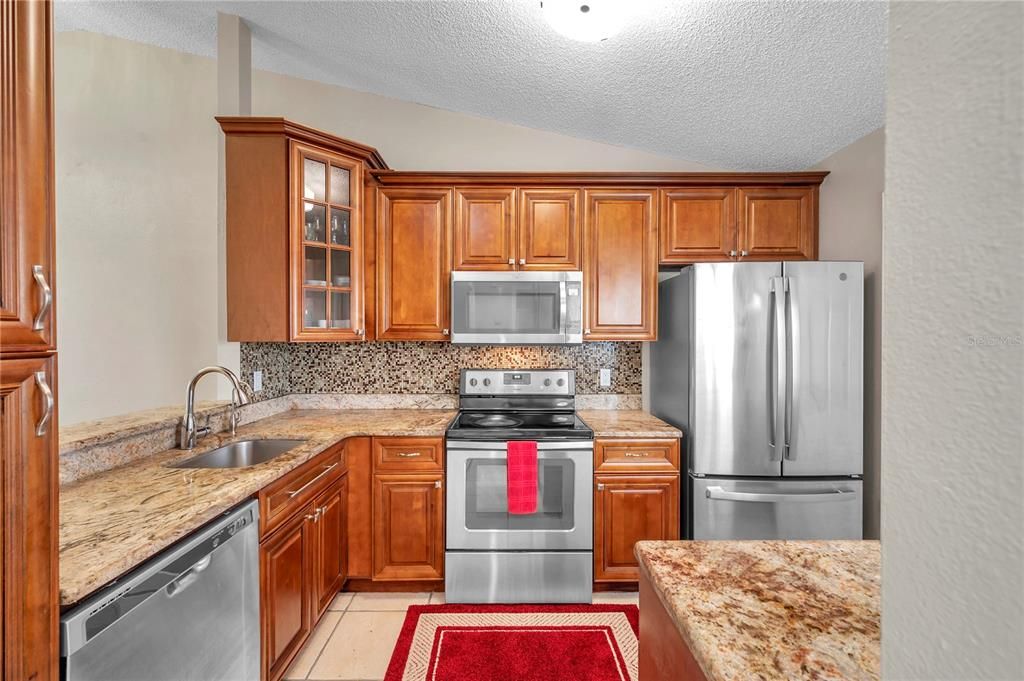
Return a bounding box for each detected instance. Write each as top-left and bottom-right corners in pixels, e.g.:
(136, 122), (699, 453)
(284, 591), (640, 681)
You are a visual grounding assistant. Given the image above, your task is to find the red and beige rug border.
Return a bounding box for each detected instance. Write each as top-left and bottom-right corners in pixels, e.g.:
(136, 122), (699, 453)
(384, 604), (640, 681)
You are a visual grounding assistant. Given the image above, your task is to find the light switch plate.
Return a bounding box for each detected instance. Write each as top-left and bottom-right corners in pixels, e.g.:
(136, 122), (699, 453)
(599, 368), (612, 387)
(252, 370), (263, 392)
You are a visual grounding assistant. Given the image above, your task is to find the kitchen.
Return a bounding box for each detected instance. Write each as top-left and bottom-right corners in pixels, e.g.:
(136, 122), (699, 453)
(2, 2), (1021, 681)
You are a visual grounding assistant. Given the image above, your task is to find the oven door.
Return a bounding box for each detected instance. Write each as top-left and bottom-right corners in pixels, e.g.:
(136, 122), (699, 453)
(450, 271), (583, 344)
(446, 441), (593, 551)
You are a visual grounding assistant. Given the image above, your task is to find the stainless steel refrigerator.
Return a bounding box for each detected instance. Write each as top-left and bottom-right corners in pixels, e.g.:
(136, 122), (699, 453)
(651, 262), (864, 540)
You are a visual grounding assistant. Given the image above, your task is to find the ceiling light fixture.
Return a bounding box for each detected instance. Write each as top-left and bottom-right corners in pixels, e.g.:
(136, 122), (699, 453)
(540, 0), (629, 43)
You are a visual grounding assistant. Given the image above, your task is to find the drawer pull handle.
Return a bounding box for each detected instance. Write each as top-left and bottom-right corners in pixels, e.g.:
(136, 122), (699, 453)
(624, 452), (650, 458)
(397, 452), (422, 458)
(32, 265), (52, 332)
(287, 463), (337, 498)
(34, 370), (53, 437)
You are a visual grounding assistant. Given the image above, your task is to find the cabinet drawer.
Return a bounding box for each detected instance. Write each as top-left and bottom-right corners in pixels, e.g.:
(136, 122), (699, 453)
(373, 437), (444, 472)
(595, 439), (679, 473)
(260, 443), (345, 537)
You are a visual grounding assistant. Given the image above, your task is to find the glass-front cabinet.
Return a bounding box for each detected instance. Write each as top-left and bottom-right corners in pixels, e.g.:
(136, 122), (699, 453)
(292, 143), (363, 340)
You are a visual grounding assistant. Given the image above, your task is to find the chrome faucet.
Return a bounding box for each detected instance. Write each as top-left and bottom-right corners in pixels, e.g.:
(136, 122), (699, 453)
(179, 366), (252, 450)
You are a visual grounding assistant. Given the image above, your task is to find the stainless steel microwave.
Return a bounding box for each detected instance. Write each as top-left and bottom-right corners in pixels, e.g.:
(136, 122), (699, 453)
(450, 271), (583, 344)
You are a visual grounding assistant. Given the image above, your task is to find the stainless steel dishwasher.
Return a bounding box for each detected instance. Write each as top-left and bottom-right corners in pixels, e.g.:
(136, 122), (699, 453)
(60, 500), (260, 681)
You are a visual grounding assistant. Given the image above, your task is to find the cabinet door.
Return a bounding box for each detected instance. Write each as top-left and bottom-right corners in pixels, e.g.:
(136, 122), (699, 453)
(583, 190), (658, 340)
(594, 474), (679, 582)
(313, 475), (348, 618)
(261, 511), (313, 681)
(1, 0), (55, 353)
(736, 186), (817, 260)
(372, 474), (444, 581)
(659, 188), (737, 263)
(291, 143), (365, 341)
(518, 188), (581, 270)
(0, 355), (57, 681)
(377, 188), (452, 340)
(454, 187), (516, 270)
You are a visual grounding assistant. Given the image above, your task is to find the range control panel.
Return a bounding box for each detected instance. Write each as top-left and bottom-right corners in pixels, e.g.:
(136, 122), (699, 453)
(460, 369), (575, 396)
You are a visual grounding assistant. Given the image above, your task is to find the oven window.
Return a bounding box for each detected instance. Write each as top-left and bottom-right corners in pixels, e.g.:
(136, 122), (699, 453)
(452, 281), (562, 335)
(464, 459), (575, 531)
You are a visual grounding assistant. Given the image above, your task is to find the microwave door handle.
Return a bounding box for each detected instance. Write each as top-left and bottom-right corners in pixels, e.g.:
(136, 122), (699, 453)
(559, 279), (568, 340)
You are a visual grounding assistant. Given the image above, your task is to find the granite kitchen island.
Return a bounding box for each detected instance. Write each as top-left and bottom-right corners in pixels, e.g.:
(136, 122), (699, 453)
(635, 540), (880, 681)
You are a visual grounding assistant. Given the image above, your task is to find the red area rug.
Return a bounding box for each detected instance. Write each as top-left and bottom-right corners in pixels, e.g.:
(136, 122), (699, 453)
(384, 604), (639, 681)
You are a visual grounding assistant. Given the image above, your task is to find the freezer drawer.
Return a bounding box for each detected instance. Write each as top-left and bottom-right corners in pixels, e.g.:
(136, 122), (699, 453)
(691, 476), (862, 540)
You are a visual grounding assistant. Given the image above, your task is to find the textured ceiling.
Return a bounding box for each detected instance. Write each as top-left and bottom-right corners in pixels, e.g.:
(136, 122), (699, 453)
(54, 0), (887, 170)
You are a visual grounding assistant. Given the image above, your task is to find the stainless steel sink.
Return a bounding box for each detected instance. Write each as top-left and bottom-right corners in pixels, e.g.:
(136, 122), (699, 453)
(170, 439), (306, 469)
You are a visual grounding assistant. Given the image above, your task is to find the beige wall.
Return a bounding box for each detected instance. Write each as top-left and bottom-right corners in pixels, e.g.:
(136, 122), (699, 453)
(883, 2), (1022, 678)
(54, 31), (222, 425)
(54, 31), (708, 426)
(815, 127), (884, 539)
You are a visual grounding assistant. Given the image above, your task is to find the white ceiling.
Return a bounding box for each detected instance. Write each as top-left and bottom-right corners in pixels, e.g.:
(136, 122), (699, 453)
(54, 0), (887, 170)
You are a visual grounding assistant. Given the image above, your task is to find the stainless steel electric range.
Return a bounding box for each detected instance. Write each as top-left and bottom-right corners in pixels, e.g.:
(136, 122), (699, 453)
(445, 369), (594, 603)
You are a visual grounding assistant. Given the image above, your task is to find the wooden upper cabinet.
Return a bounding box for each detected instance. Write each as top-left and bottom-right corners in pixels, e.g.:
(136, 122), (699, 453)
(518, 188), (581, 270)
(291, 143), (365, 341)
(583, 190), (658, 340)
(376, 187), (452, 340)
(659, 188), (736, 263)
(736, 186), (817, 261)
(1, 0), (55, 353)
(454, 187), (516, 270)
(219, 117), (387, 342)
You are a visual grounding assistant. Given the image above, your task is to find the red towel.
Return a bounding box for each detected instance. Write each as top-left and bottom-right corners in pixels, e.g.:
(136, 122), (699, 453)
(506, 441), (538, 515)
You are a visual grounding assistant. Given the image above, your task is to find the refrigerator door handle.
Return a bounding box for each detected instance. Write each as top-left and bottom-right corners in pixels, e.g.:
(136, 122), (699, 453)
(783, 276), (794, 459)
(705, 486), (856, 504)
(767, 283), (777, 456)
(770, 276), (787, 463)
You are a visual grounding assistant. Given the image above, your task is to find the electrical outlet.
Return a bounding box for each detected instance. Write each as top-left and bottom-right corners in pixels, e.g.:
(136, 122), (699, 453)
(599, 368), (612, 387)
(252, 370), (263, 392)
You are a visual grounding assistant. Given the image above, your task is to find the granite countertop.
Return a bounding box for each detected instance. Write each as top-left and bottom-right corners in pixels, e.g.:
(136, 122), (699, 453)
(579, 409), (682, 438)
(635, 540), (880, 681)
(59, 408), (455, 606)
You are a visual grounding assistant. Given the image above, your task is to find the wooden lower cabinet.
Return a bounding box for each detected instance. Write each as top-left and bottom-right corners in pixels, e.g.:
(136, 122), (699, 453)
(313, 476), (348, 618)
(594, 474), (679, 582)
(261, 510), (313, 681)
(372, 473), (444, 581)
(260, 466), (348, 681)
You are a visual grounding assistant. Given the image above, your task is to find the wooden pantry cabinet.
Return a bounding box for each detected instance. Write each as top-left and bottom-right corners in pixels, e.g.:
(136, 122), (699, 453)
(593, 438), (681, 584)
(218, 117), (388, 342)
(659, 185), (818, 264)
(1, 2), (59, 680)
(258, 443), (348, 681)
(453, 187), (582, 271)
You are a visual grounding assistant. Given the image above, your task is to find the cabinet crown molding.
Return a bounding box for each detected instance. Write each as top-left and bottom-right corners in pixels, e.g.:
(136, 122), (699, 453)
(372, 171), (829, 187)
(216, 116), (389, 170)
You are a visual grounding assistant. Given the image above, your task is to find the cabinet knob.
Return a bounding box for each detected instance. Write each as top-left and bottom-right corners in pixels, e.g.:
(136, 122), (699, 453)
(729, 250), (738, 257)
(434, 480), (442, 489)
(508, 258), (515, 265)
(740, 250), (749, 257)
(519, 258), (526, 265)
(442, 328), (449, 336)
(597, 483), (605, 491)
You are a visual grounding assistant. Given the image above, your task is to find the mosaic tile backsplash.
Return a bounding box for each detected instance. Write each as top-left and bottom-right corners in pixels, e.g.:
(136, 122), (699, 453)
(240, 342), (641, 400)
